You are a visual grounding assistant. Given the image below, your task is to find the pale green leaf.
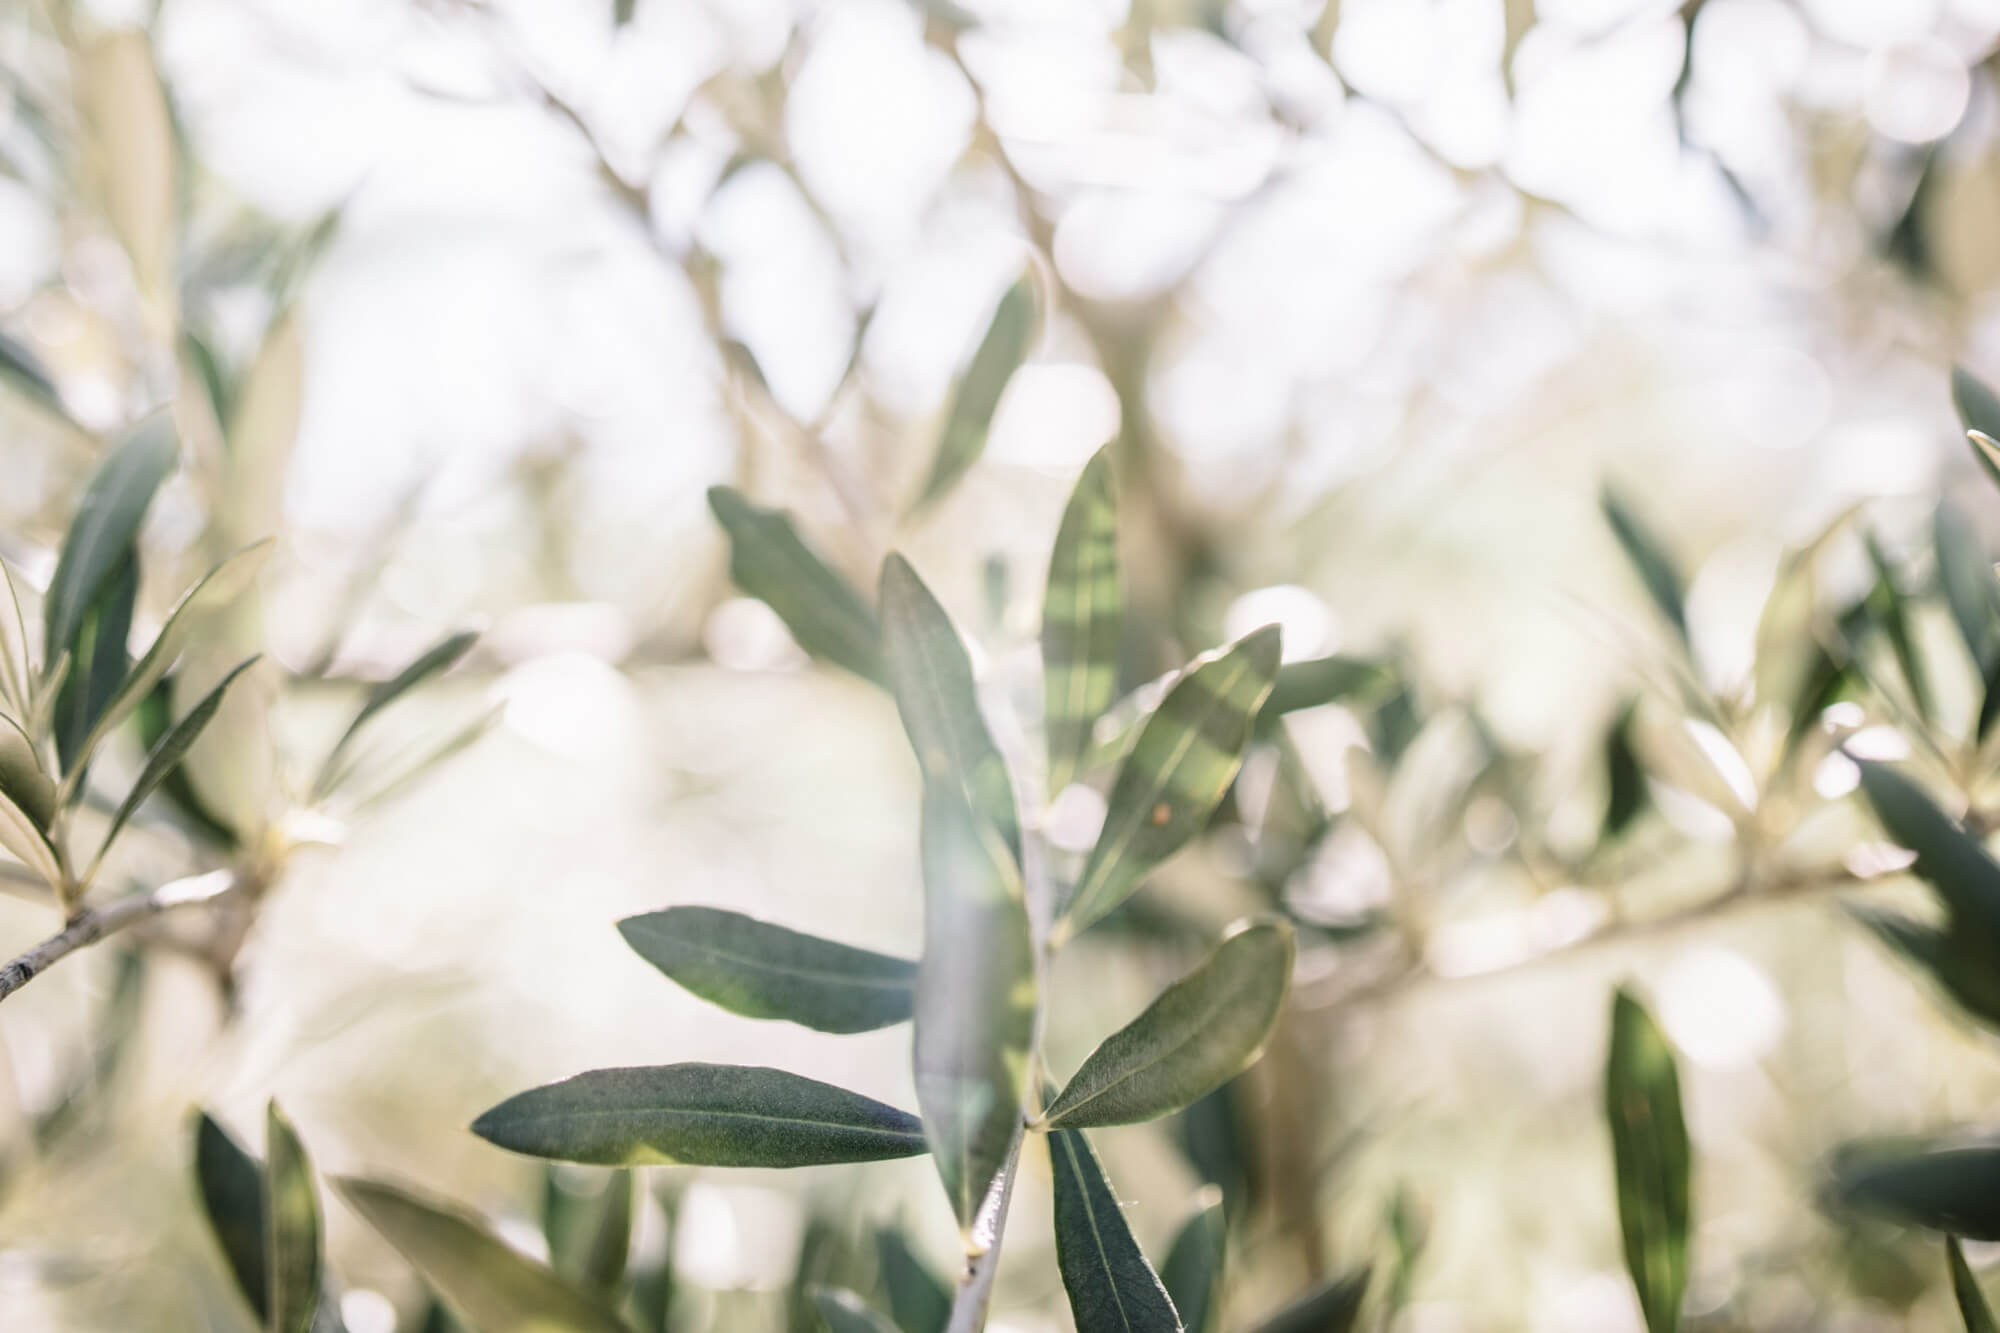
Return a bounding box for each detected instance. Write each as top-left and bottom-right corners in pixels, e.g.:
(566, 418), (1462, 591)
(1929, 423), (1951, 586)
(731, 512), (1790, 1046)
(708, 487), (883, 683)
(1043, 448), (1120, 795)
(92, 656), (258, 875)
(265, 1102), (321, 1333)
(1601, 488), (1687, 643)
(813, 1288), (900, 1333)
(314, 629), (476, 797)
(912, 276), (1035, 514)
(1606, 988), (1690, 1333)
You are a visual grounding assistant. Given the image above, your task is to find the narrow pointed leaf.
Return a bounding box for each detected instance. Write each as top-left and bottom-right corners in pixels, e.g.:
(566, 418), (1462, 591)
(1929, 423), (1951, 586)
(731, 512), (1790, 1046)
(1601, 489), (1687, 642)
(1605, 988), (1690, 1333)
(95, 656), (258, 868)
(912, 275), (1034, 514)
(1866, 532), (1934, 723)
(0, 329), (74, 425)
(1937, 504), (2000, 678)
(1855, 762), (2000, 939)
(876, 1227), (950, 1333)
(1956, 367), (2000, 489)
(0, 558), (33, 718)
(1835, 1142), (2000, 1239)
(579, 1171), (633, 1292)
(337, 1177), (630, 1333)
(265, 1103), (321, 1333)
(617, 907), (916, 1034)
(914, 784), (1035, 1234)
(195, 1111), (269, 1319)
(44, 415), (175, 665)
(1042, 918), (1293, 1129)
(708, 487), (883, 683)
(0, 784), (61, 888)
(0, 714), (55, 832)
(1065, 627), (1281, 938)
(315, 629), (476, 795)
(880, 555), (1021, 859)
(1049, 1128), (1184, 1332)
(1245, 1270), (1372, 1333)
(472, 1064), (927, 1168)
(814, 1288), (900, 1333)
(1602, 701), (1647, 842)
(53, 550), (136, 769)
(1257, 655), (1393, 733)
(1043, 448), (1121, 794)
(1954, 1238), (1999, 1333)
(1847, 903), (2000, 1027)
(1160, 1189), (1226, 1333)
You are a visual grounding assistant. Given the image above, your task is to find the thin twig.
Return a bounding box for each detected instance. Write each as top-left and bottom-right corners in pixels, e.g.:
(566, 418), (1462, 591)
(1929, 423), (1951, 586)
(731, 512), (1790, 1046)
(0, 869), (237, 1005)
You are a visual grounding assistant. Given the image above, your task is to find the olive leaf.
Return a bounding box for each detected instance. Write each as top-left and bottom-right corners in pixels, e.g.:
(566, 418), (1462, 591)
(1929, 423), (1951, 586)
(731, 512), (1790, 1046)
(880, 554), (1021, 860)
(913, 783), (1035, 1236)
(1257, 655), (1394, 733)
(1601, 488), (1688, 643)
(1605, 987), (1690, 1333)
(472, 1064), (929, 1168)
(53, 550), (137, 770)
(0, 329), (75, 427)
(1040, 918), (1293, 1129)
(708, 486), (883, 683)
(1865, 531), (1934, 724)
(617, 907), (916, 1034)
(1937, 504), (2000, 678)
(1955, 366), (2000, 489)
(44, 415), (175, 673)
(814, 1288), (900, 1333)
(1601, 701), (1648, 843)
(1834, 1141), (2000, 1240)
(1049, 1127), (1183, 1332)
(1245, 1269), (1372, 1333)
(337, 1177), (631, 1333)
(1160, 1188), (1226, 1333)
(313, 629), (477, 798)
(265, 1102), (321, 1333)
(0, 713), (56, 833)
(1043, 447), (1120, 795)
(195, 1111), (270, 1320)
(1954, 1237), (1999, 1333)
(1062, 626), (1281, 940)
(875, 1226), (949, 1333)
(911, 275), (1035, 514)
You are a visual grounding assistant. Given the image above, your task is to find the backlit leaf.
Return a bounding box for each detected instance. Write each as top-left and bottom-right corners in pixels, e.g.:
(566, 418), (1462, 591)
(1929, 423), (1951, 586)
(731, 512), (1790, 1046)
(1601, 488), (1688, 643)
(911, 276), (1035, 514)
(1865, 531), (1933, 723)
(314, 629), (476, 797)
(0, 714), (54, 833)
(1605, 988), (1690, 1333)
(265, 1102), (321, 1333)
(1043, 449), (1120, 795)
(1257, 655), (1394, 733)
(1049, 1127), (1183, 1332)
(708, 487), (883, 683)
(472, 1064), (928, 1168)
(93, 656), (258, 875)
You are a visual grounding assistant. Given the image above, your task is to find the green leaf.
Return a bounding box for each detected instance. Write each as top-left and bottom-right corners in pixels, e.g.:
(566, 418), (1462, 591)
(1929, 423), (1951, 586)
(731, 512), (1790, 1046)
(1159, 1189), (1226, 1333)
(875, 1227), (950, 1333)
(314, 629), (477, 797)
(1865, 532), (1934, 724)
(1043, 448), (1121, 795)
(707, 487), (883, 683)
(813, 1288), (900, 1333)
(1847, 903), (2000, 1028)
(195, 1111), (270, 1320)
(53, 549), (136, 770)
(580, 1171), (633, 1292)
(1855, 762), (2000, 944)
(1257, 655), (1394, 733)
(912, 275), (1035, 514)
(617, 907), (916, 1034)
(472, 1064), (928, 1168)
(1834, 1141), (2000, 1239)
(336, 1177), (631, 1333)
(1601, 489), (1687, 643)
(0, 558), (35, 718)
(0, 713), (55, 833)
(1062, 627), (1281, 940)
(1954, 1237), (1999, 1333)
(913, 783), (1035, 1235)
(1049, 1127), (1183, 1333)
(92, 656), (258, 876)
(265, 1102), (321, 1333)
(1602, 701), (1647, 842)
(1245, 1270), (1372, 1333)
(1955, 366), (2000, 490)
(1938, 504), (2000, 676)
(1041, 918), (1293, 1129)
(0, 329), (73, 425)
(0, 775), (61, 888)
(44, 415), (175, 669)
(1605, 987), (1690, 1333)
(880, 554), (1022, 860)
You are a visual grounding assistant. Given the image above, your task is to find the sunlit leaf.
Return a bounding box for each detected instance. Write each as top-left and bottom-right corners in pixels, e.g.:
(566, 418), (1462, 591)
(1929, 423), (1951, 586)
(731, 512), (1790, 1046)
(1601, 488), (1688, 643)
(880, 554), (1021, 860)
(1160, 1188), (1225, 1333)
(914, 784), (1035, 1236)
(1245, 1270), (1371, 1333)
(1043, 448), (1120, 795)
(92, 656), (258, 874)
(1257, 655), (1394, 733)
(875, 1227), (949, 1333)
(1049, 1127), (1183, 1332)
(472, 1064), (928, 1168)
(1955, 367), (2000, 490)
(1063, 627), (1281, 940)
(76, 33), (176, 307)
(313, 629), (477, 797)
(1954, 1237), (1999, 1333)
(708, 487), (883, 683)
(44, 415), (175, 685)
(1041, 918), (1293, 1129)
(337, 1177), (630, 1333)
(813, 1287), (899, 1333)
(1605, 987), (1690, 1333)
(265, 1102), (321, 1333)
(0, 714), (54, 833)
(195, 1111), (270, 1320)
(911, 275), (1035, 514)
(1834, 1141), (2000, 1240)
(617, 907), (916, 1034)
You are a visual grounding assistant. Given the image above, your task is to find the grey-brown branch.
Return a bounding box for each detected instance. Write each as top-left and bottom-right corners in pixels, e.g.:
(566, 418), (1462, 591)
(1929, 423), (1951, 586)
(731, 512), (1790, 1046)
(0, 870), (237, 1005)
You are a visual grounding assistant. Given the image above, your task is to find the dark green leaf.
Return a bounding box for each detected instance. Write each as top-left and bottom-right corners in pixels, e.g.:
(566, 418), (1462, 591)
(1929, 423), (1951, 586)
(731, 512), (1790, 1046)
(876, 1227), (950, 1333)
(44, 415), (175, 666)
(1601, 488), (1687, 643)
(708, 487), (883, 683)
(265, 1102), (321, 1333)
(195, 1111), (269, 1320)
(912, 276), (1035, 514)
(1041, 918), (1293, 1128)
(1855, 762), (2000, 944)
(472, 1064), (928, 1168)
(880, 554), (1021, 860)
(1602, 701), (1647, 842)
(92, 656), (258, 874)
(1954, 1237), (1999, 1333)
(1043, 448), (1120, 795)
(1834, 1141), (2000, 1239)
(1605, 987), (1690, 1333)
(53, 550), (135, 770)
(1049, 1128), (1183, 1333)
(1955, 367), (2000, 490)
(544, 1170), (633, 1293)
(1938, 504), (2000, 677)
(1866, 532), (1934, 723)
(336, 1177), (631, 1333)
(1160, 1189), (1225, 1333)
(1063, 627), (1281, 940)
(1847, 902), (2000, 1030)
(914, 783), (1035, 1234)
(617, 907), (915, 1034)
(1257, 656), (1393, 733)
(0, 714), (55, 833)
(314, 629), (476, 796)
(814, 1288), (899, 1333)
(1245, 1270), (1372, 1333)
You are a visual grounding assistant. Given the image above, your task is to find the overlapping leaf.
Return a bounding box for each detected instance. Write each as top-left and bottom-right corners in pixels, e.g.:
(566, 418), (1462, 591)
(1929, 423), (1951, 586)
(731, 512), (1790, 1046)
(1049, 1127), (1183, 1333)
(265, 1102), (321, 1333)
(1160, 1189), (1226, 1333)
(708, 486), (883, 683)
(195, 1111), (270, 1320)
(912, 275), (1035, 514)
(1605, 988), (1690, 1333)
(314, 629), (476, 797)
(472, 1064), (928, 1168)
(876, 1227), (950, 1333)
(618, 907), (916, 1034)
(1834, 1141), (2000, 1240)
(44, 416), (175, 671)
(93, 656), (258, 875)
(1043, 449), (1120, 795)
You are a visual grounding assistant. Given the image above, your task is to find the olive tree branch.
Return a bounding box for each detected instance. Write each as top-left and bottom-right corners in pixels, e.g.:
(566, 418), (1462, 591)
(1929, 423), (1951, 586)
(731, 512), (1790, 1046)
(0, 869), (237, 1006)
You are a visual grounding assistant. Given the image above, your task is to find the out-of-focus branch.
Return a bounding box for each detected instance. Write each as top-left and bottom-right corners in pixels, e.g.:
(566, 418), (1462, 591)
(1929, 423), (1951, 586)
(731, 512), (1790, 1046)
(0, 868), (237, 1006)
